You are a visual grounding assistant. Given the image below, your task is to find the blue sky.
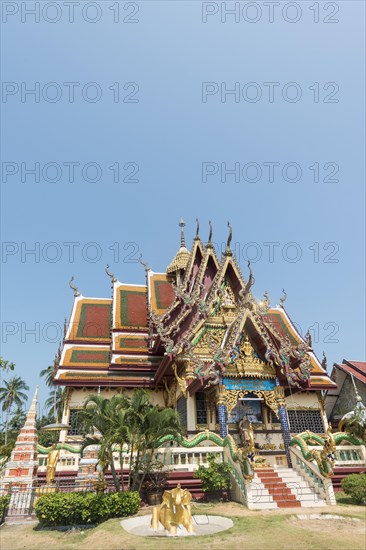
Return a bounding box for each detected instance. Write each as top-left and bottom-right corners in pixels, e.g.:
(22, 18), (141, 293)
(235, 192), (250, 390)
(1, 0), (365, 413)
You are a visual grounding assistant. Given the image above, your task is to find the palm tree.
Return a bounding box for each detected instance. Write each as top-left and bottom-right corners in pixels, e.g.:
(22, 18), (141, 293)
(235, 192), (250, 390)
(0, 357), (15, 373)
(45, 387), (66, 423)
(40, 357), (58, 387)
(0, 376), (29, 445)
(124, 389), (151, 490)
(80, 394), (130, 491)
(135, 406), (182, 492)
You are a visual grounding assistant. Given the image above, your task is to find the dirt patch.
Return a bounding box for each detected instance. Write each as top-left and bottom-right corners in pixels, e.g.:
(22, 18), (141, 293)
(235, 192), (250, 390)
(288, 515), (366, 535)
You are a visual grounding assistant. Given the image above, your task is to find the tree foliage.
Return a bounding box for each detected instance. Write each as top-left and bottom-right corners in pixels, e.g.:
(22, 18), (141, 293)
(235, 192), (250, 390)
(80, 389), (182, 493)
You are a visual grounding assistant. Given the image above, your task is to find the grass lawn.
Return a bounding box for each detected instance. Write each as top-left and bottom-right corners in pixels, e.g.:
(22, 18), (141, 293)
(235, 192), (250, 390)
(0, 501), (365, 550)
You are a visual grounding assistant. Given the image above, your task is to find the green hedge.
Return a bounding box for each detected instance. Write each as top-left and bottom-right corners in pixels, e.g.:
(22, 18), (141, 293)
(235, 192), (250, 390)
(341, 473), (366, 505)
(0, 495), (10, 522)
(34, 491), (140, 526)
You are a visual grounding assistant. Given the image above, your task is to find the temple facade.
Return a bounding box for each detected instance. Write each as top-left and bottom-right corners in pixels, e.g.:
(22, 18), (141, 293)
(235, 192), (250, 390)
(51, 221), (336, 475)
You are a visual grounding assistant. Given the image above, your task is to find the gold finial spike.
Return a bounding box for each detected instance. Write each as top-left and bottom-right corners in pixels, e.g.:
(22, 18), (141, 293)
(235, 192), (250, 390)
(194, 218), (200, 240)
(321, 351), (327, 370)
(139, 254), (151, 272)
(305, 330), (312, 347)
(179, 218), (186, 248)
(245, 260), (255, 292)
(207, 220), (213, 246)
(69, 276), (80, 297)
(225, 221), (233, 255)
(279, 288), (287, 307)
(105, 264), (117, 283)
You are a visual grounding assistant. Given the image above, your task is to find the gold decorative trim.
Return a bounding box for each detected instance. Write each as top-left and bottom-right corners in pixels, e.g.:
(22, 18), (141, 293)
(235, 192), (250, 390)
(226, 390), (279, 418)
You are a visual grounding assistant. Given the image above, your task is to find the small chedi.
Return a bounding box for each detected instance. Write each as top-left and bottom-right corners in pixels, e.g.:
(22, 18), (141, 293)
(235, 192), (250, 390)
(151, 484), (194, 536)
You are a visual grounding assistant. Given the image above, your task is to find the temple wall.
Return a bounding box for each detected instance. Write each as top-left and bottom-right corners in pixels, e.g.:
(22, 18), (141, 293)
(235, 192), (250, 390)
(59, 387), (166, 443)
(285, 391), (320, 410)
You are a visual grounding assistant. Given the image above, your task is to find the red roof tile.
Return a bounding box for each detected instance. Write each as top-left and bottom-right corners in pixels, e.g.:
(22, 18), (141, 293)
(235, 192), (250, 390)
(335, 361), (366, 385)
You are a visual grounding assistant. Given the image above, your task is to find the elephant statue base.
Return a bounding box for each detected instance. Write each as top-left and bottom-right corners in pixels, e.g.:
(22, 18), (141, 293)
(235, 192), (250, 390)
(151, 484), (195, 536)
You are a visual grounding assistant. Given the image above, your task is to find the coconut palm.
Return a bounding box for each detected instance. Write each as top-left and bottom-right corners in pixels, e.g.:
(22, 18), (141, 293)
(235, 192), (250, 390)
(123, 389), (151, 490)
(44, 387), (66, 423)
(0, 357), (15, 373)
(0, 376), (29, 445)
(135, 406), (182, 492)
(40, 357), (58, 387)
(80, 394), (130, 491)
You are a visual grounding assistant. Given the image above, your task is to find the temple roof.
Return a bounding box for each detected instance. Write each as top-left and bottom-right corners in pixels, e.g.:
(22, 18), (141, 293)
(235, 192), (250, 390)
(54, 221), (336, 392)
(333, 360), (366, 385)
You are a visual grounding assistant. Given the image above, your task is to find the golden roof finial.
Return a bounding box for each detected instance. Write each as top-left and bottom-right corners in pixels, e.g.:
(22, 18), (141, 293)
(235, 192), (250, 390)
(239, 260), (255, 305)
(69, 276), (80, 297)
(207, 220), (213, 247)
(279, 288), (287, 307)
(105, 264), (117, 283)
(179, 218), (186, 248)
(166, 220), (190, 275)
(225, 221), (233, 256)
(194, 218), (200, 240)
(321, 351), (327, 370)
(139, 254), (151, 272)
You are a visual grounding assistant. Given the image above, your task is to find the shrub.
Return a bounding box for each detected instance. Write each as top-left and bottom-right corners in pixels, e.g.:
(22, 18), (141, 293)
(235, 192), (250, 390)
(341, 473), (366, 505)
(0, 495), (10, 522)
(34, 491), (140, 527)
(107, 492), (140, 518)
(194, 453), (231, 494)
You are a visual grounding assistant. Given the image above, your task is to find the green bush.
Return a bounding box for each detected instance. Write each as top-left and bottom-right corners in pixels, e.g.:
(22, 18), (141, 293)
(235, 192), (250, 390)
(34, 491), (140, 526)
(107, 492), (140, 518)
(0, 495), (10, 521)
(194, 453), (231, 494)
(341, 473), (366, 505)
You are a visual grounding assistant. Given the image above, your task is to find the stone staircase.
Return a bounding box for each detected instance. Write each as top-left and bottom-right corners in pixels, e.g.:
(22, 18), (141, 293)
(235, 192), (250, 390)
(248, 466), (326, 509)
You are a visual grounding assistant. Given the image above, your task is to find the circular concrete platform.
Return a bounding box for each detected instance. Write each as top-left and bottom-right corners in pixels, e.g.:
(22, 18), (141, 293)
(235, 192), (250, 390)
(121, 514), (234, 537)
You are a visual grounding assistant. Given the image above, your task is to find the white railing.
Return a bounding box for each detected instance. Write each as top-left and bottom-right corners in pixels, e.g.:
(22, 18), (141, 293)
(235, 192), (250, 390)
(222, 445), (248, 506)
(290, 446), (336, 505)
(38, 445), (225, 474)
(335, 445), (366, 466)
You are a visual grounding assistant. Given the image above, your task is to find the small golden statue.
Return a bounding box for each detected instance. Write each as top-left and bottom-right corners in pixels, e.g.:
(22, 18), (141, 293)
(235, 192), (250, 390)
(93, 461), (108, 493)
(46, 443), (60, 484)
(151, 484), (194, 536)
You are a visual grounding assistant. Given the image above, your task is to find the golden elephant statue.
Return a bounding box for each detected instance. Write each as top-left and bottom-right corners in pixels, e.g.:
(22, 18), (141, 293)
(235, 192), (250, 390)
(151, 484), (195, 535)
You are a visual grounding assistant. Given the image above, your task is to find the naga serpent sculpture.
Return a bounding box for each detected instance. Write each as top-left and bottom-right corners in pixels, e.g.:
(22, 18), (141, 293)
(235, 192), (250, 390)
(289, 427), (363, 478)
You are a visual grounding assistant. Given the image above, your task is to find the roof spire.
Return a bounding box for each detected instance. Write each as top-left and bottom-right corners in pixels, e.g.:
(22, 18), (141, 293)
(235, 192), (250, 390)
(207, 220), (213, 247)
(179, 218), (186, 248)
(194, 218), (200, 240)
(69, 276), (80, 297)
(30, 385), (38, 415)
(225, 221), (233, 256)
(166, 219), (190, 276)
(351, 374), (362, 403)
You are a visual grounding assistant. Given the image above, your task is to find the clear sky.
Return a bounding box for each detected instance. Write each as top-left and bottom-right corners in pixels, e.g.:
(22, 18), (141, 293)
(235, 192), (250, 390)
(1, 0), (365, 413)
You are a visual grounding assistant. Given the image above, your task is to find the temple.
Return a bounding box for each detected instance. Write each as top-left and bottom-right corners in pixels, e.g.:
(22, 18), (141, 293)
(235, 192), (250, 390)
(51, 220), (337, 473)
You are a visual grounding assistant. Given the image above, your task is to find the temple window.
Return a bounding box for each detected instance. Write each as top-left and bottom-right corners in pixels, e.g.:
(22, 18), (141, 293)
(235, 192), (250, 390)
(67, 409), (83, 436)
(287, 409), (324, 434)
(176, 396), (187, 429)
(195, 392), (207, 425)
